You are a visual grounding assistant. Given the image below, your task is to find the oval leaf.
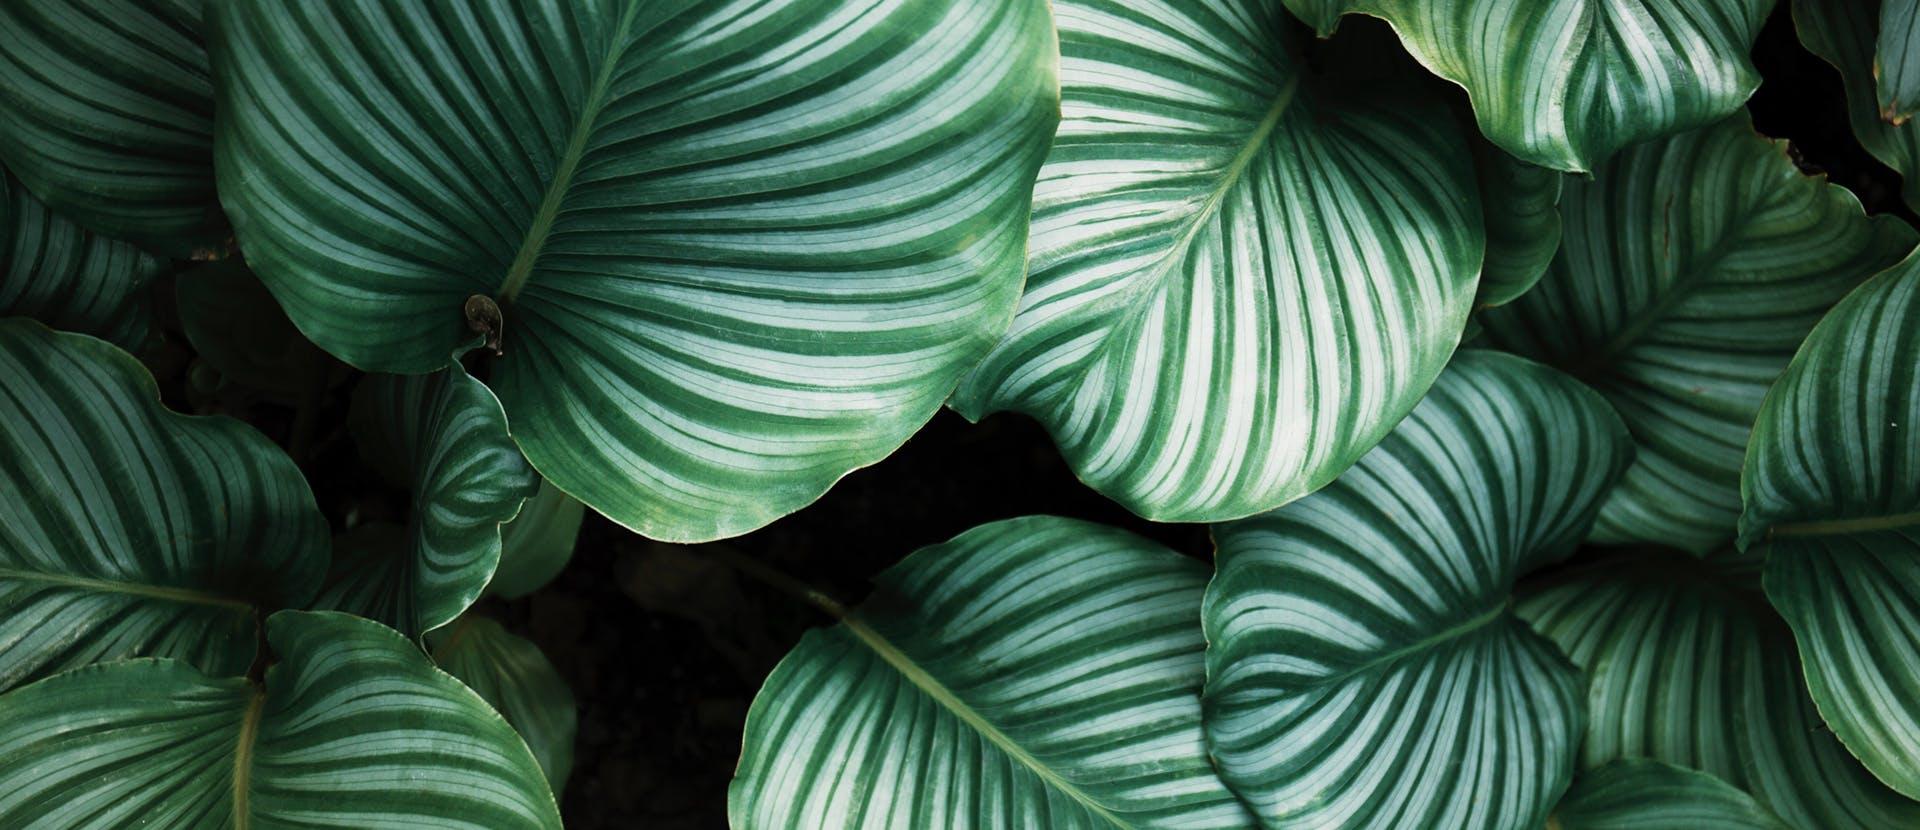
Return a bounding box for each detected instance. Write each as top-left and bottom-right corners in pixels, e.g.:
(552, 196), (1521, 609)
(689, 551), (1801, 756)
(1796, 0), (1920, 210)
(489, 477), (583, 599)
(0, 610), (560, 828)
(1203, 349), (1632, 829)
(1481, 113), (1916, 554)
(431, 615), (578, 795)
(0, 318), (323, 693)
(1552, 761), (1788, 830)
(208, 0), (1058, 542)
(2, 171), (166, 348)
(732, 516), (1252, 828)
(952, 0), (1481, 522)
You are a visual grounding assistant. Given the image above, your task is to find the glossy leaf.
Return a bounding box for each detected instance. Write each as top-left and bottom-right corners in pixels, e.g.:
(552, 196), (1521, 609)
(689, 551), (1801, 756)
(1203, 350), (1632, 829)
(0, 611), (561, 828)
(175, 260), (335, 402)
(317, 368), (536, 637)
(1796, 0), (1920, 210)
(208, 0), (1057, 543)
(1284, 0), (1769, 172)
(1481, 114), (1916, 554)
(732, 516), (1253, 829)
(1473, 138), (1563, 308)
(1, 172), (166, 348)
(489, 477), (584, 599)
(0, 318), (324, 693)
(1880, 0), (1920, 123)
(431, 615), (578, 794)
(0, 0), (222, 256)
(1552, 761), (1788, 830)
(1519, 547), (1920, 829)
(952, 0), (1481, 522)
(1740, 258), (1920, 799)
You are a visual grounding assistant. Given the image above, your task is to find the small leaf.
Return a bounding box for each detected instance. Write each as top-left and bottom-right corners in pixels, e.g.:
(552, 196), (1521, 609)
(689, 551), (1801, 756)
(1472, 136), (1563, 308)
(431, 615), (577, 795)
(1, 171), (167, 348)
(489, 477), (584, 599)
(1879, 0), (1920, 123)
(1552, 761), (1789, 830)
(175, 260), (336, 403)
(1796, 0), (1920, 210)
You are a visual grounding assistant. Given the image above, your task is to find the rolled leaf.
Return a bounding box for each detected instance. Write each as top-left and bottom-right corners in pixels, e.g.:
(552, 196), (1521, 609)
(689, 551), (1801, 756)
(1, 172), (166, 348)
(1551, 761), (1788, 830)
(431, 615), (578, 795)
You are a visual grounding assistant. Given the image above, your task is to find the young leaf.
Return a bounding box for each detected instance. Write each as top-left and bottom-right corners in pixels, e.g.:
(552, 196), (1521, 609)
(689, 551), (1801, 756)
(1481, 114), (1916, 554)
(0, 319), (324, 693)
(1796, 0), (1920, 210)
(1473, 137), (1563, 308)
(952, 0), (1482, 523)
(1740, 257), (1920, 799)
(1551, 761), (1789, 830)
(732, 516), (1252, 828)
(1, 171), (167, 348)
(489, 477), (584, 599)
(206, 0), (1058, 543)
(0, 611), (560, 828)
(1203, 349), (1633, 829)
(431, 615), (578, 795)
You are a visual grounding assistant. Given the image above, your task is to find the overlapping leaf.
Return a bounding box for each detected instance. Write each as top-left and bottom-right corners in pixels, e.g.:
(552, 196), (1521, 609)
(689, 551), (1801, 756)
(1796, 0), (1920, 210)
(0, 319), (324, 693)
(0, 611), (560, 828)
(1481, 114), (1915, 554)
(952, 0), (1481, 523)
(1551, 761), (1788, 830)
(208, 0), (1058, 542)
(175, 260), (337, 403)
(1203, 350), (1632, 829)
(431, 615), (578, 794)
(1, 172), (166, 348)
(732, 516), (1252, 829)
(1880, 0), (1920, 123)
(489, 478), (584, 599)
(1472, 137), (1562, 308)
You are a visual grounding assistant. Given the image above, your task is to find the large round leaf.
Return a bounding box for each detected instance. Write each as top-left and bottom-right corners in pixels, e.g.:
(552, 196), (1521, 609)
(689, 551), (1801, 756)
(0, 0), (222, 256)
(951, 0), (1481, 523)
(0, 610), (560, 828)
(1481, 114), (1916, 554)
(1203, 349), (1632, 829)
(207, 0), (1057, 543)
(1283, 0), (1769, 172)
(1518, 547), (1920, 829)
(1, 172), (167, 348)
(317, 368), (537, 637)
(731, 516), (1253, 828)
(0, 318), (324, 693)
(1880, 0), (1920, 123)
(1740, 258), (1920, 799)
(431, 615), (578, 795)
(1551, 761), (1788, 830)
(1796, 0), (1920, 210)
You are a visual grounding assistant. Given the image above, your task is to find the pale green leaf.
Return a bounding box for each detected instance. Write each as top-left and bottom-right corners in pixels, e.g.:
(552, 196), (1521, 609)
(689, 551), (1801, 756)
(1, 171), (166, 348)
(1551, 761), (1789, 830)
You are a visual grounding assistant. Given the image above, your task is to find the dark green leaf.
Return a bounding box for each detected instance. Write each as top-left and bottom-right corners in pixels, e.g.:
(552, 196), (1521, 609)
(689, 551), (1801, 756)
(175, 260), (336, 403)
(489, 477), (583, 599)
(431, 615), (578, 795)
(1, 172), (166, 348)
(1796, 0), (1920, 210)
(1552, 761), (1788, 830)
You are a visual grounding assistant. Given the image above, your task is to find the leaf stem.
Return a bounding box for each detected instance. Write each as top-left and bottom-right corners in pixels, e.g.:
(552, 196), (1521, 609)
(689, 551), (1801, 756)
(703, 548), (847, 619)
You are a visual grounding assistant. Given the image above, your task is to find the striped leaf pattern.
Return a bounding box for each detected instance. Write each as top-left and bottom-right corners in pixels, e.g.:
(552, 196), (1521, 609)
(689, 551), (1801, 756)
(0, 0), (223, 256)
(1552, 761), (1789, 830)
(431, 615), (579, 794)
(318, 368), (536, 638)
(731, 516), (1253, 829)
(1203, 350), (1633, 829)
(1284, 0), (1769, 172)
(952, 0), (1482, 523)
(1880, 0), (1920, 123)
(1473, 138), (1562, 308)
(1518, 548), (1920, 829)
(1796, 0), (1920, 210)
(0, 611), (561, 828)
(1481, 114), (1917, 554)
(0, 319), (324, 693)
(208, 0), (1057, 543)
(1741, 259), (1920, 799)
(2, 172), (167, 348)
(489, 478), (584, 599)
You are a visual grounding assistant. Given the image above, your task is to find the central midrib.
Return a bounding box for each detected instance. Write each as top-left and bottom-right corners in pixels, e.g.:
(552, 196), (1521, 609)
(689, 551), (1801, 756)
(0, 567), (253, 611)
(231, 686), (267, 829)
(1771, 510), (1920, 539)
(1320, 597), (1512, 685)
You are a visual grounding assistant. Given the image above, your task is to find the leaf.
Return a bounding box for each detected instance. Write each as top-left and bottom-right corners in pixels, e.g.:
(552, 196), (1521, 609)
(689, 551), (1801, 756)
(430, 615), (578, 795)
(1, 171), (167, 348)
(1203, 349), (1633, 829)
(1739, 257), (1920, 799)
(1480, 114), (1916, 554)
(489, 477), (584, 599)
(317, 368), (537, 637)
(1551, 761), (1789, 830)
(1473, 137), (1563, 308)
(0, 0), (222, 256)
(0, 610), (561, 828)
(0, 318), (324, 693)
(1518, 547), (1920, 829)
(1284, 0), (1769, 172)
(1796, 0), (1920, 210)
(1880, 0), (1920, 123)
(951, 0), (1482, 523)
(731, 516), (1253, 829)
(207, 0), (1057, 543)
(175, 260), (336, 403)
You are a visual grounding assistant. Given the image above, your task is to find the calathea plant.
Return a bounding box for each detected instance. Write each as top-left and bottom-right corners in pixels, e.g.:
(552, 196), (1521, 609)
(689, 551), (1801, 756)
(1, 0), (1919, 827)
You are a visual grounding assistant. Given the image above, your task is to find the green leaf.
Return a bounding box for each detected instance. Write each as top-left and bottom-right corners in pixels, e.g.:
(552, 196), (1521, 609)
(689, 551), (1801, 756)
(732, 516), (1252, 828)
(489, 477), (583, 599)
(1481, 114), (1916, 554)
(1551, 761), (1789, 830)
(1880, 0), (1920, 123)
(1473, 137), (1563, 308)
(951, 0), (1482, 523)
(1796, 0), (1920, 210)
(1740, 257), (1920, 799)
(1518, 547), (1920, 829)
(0, 610), (561, 828)
(1, 171), (166, 348)
(431, 615), (578, 795)
(317, 368), (537, 637)
(0, 318), (324, 693)
(0, 0), (223, 256)
(1284, 0), (1769, 172)
(207, 0), (1057, 543)
(175, 260), (337, 403)
(1203, 349), (1632, 829)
